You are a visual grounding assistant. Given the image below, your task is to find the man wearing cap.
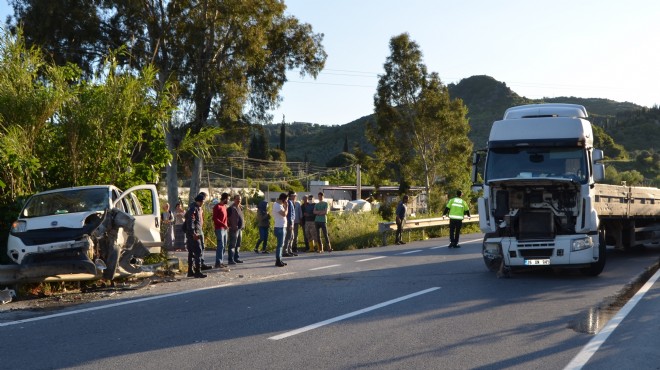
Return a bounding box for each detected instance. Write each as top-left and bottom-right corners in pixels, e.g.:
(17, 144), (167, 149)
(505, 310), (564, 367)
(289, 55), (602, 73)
(283, 191), (298, 257)
(184, 192), (208, 278)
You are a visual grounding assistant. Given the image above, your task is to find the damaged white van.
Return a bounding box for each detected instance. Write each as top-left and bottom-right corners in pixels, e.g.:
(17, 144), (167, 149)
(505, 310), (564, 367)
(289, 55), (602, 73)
(6, 184), (161, 282)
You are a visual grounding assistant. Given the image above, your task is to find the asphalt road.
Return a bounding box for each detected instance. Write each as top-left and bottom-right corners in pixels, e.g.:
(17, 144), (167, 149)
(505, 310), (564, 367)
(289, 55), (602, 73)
(1, 233), (659, 370)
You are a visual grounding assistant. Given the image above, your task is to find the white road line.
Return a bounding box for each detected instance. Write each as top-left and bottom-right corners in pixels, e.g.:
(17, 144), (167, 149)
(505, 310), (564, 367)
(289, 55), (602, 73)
(0, 283), (235, 328)
(430, 237), (483, 249)
(357, 256), (387, 262)
(397, 250), (422, 255)
(268, 287), (441, 340)
(563, 268), (660, 370)
(309, 264), (341, 271)
(252, 272), (297, 281)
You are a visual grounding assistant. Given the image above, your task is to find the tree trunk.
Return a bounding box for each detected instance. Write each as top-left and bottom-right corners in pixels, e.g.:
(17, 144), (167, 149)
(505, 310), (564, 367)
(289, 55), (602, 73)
(189, 156), (204, 204)
(165, 126), (179, 209)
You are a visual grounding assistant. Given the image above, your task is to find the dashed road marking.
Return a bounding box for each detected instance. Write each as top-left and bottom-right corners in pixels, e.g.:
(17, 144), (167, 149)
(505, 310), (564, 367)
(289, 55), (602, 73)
(268, 287), (441, 340)
(309, 264), (341, 271)
(397, 249), (423, 255)
(357, 256), (387, 262)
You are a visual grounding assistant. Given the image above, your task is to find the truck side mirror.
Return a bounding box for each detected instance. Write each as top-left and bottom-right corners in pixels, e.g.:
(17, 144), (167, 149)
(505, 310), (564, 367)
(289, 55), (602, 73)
(592, 149), (605, 182)
(471, 151), (483, 185)
(593, 163), (605, 182)
(592, 149), (604, 162)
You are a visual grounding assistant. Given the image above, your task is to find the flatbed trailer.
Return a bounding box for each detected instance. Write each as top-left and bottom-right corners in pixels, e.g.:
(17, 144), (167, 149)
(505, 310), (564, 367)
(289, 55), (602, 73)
(594, 184), (660, 249)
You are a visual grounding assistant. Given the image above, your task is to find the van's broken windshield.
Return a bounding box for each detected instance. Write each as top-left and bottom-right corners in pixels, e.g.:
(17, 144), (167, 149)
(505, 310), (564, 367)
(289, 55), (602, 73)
(21, 188), (110, 218)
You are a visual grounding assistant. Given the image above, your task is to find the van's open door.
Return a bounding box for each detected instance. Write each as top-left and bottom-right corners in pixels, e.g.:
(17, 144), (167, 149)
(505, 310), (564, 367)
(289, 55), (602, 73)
(114, 184), (161, 253)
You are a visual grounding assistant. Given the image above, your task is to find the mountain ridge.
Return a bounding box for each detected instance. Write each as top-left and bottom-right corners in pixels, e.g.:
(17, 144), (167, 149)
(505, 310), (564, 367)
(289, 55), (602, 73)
(263, 75), (652, 167)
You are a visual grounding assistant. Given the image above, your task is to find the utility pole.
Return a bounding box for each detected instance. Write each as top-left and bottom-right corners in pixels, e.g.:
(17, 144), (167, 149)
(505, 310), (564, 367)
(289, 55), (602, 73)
(356, 164), (362, 200)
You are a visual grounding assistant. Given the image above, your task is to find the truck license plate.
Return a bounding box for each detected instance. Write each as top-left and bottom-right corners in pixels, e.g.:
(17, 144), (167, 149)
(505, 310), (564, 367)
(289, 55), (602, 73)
(525, 259), (550, 266)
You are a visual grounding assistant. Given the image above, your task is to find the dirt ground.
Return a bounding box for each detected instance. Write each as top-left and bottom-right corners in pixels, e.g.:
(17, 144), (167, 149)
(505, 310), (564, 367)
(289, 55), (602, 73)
(0, 270), (184, 317)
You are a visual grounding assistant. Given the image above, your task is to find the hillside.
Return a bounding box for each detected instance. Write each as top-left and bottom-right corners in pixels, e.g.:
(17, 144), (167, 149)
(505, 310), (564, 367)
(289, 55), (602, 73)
(263, 75), (653, 167)
(262, 115), (375, 165)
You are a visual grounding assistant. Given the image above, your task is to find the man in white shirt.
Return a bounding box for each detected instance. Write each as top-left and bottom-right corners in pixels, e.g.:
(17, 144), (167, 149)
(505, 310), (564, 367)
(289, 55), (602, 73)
(272, 193), (289, 267)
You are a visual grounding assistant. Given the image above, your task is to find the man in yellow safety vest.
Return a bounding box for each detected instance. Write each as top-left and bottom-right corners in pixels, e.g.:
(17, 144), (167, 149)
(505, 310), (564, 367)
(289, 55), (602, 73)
(443, 190), (471, 248)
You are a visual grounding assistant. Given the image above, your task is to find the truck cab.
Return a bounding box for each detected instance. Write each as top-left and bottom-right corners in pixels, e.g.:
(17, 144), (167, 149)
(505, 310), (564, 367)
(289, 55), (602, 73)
(472, 104), (607, 276)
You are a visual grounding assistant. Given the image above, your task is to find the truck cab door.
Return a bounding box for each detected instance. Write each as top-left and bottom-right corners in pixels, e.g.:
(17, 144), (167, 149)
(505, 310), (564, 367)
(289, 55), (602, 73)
(114, 184), (162, 254)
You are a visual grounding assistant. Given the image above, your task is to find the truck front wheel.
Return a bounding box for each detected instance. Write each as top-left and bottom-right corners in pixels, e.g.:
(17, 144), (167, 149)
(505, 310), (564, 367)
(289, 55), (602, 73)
(582, 231), (606, 276)
(482, 234), (503, 272)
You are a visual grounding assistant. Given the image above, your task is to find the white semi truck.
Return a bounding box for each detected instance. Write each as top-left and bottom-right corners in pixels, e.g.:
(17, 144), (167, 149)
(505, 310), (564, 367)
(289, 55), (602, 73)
(471, 103), (660, 276)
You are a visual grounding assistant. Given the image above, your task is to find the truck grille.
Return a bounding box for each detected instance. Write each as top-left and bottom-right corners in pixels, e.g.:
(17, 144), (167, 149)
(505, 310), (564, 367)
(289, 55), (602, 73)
(518, 241), (555, 248)
(518, 209), (555, 240)
(519, 249), (554, 258)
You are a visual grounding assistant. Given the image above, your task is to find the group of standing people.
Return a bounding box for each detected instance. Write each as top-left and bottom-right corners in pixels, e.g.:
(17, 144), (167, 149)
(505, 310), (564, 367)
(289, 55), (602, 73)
(161, 202), (187, 251)
(173, 190), (333, 274)
(166, 188), (471, 278)
(271, 191), (332, 267)
(167, 188), (470, 278)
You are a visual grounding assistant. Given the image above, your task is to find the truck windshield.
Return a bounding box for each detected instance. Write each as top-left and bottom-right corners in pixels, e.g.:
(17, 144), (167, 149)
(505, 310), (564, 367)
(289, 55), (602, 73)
(21, 188), (110, 218)
(485, 147), (587, 183)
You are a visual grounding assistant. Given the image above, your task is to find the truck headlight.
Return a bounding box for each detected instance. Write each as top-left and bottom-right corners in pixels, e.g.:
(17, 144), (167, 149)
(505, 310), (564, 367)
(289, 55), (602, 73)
(483, 242), (502, 257)
(571, 237), (593, 252)
(10, 220), (26, 233)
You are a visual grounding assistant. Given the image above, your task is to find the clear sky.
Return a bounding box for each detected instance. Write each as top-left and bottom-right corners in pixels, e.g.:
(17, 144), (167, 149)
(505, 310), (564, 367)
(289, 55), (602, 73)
(2, 1), (659, 126)
(271, 0), (660, 125)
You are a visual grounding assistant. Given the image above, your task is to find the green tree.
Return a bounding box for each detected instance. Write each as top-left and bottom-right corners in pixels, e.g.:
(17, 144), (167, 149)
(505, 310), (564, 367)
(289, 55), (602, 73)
(7, 0), (105, 76)
(321, 168), (358, 186)
(248, 127), (270, 160)
(10, 0), (327, 208)
(0, 28), (71, 201)
(47, 54), (174, 189)
(326, 152), (357, 168)
(280, 116), (287, 152)
(593, 125), (627, 160)
(369, 33), (472, 210)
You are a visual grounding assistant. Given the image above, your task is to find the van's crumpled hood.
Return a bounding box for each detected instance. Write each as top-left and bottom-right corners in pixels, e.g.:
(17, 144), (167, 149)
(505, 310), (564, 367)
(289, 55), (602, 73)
(13, 211), (104, 247)
(21, 211), (101, 231)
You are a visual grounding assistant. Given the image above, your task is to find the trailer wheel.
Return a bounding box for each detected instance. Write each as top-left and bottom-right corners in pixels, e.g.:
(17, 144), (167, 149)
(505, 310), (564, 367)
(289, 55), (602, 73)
(582, 231), (606, 276)
(482, 234), (503, 272)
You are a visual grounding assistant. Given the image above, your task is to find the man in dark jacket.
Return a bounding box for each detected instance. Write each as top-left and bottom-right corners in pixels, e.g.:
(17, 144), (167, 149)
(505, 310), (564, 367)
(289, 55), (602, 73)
(227, 194), (245, 264)
(185, 192), (208, 278)
(395, 195), (409, 245)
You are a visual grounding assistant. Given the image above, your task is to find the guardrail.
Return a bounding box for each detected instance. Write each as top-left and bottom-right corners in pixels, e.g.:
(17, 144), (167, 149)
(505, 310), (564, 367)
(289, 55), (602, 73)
(377, 216), (480, 246)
